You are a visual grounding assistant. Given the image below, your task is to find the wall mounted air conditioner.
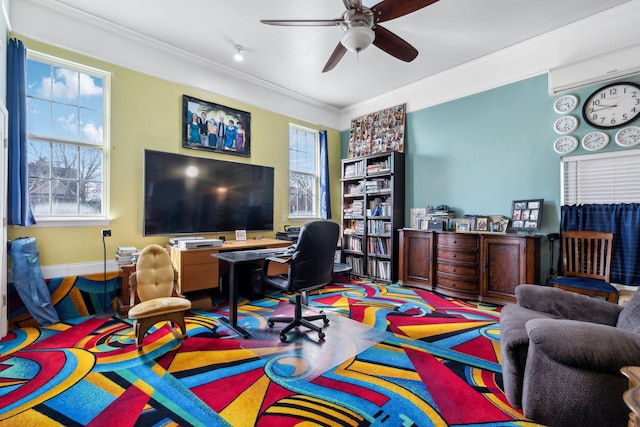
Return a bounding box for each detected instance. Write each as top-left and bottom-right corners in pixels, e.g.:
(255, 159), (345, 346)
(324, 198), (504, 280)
(548, 44), (640, 96)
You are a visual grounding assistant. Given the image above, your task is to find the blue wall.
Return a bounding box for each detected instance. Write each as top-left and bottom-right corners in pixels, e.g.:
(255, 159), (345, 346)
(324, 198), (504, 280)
(341, 73), (640, 284)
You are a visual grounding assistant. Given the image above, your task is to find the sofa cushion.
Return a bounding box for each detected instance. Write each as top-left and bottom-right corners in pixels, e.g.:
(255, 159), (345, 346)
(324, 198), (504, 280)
(617, 290), (640, 333)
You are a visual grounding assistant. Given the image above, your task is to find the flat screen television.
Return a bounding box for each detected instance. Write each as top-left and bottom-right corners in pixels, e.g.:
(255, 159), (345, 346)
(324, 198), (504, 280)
(143, 150), (274, 236)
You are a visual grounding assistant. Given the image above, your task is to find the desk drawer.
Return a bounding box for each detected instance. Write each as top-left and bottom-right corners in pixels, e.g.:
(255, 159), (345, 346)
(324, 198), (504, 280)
(182, 250), (220, 266)
(181, 264), (219, 292)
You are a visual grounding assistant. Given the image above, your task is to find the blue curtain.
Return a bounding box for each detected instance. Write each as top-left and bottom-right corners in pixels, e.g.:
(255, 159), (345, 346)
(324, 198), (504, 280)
(560, 203), (640, 286)
(7, 38), (35, 226)
(319, 130), (331, 219)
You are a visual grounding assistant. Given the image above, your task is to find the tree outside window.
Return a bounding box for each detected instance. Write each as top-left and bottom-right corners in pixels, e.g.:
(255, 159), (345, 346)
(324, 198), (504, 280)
(26, 53), (109, 219)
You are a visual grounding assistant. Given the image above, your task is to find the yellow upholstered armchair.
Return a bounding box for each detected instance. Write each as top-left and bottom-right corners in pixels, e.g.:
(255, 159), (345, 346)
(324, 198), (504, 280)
(128, 244), (191, 351)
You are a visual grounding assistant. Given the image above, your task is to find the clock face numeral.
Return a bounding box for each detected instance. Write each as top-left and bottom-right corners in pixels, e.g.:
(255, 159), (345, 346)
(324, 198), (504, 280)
(582, 82), (640, 129)
(615, 126), (640, 147)
(553, 135), (579, 154)
(554, 94), (578, 114)
(554, 115), (579, 134)
(582, 131), (610, 151)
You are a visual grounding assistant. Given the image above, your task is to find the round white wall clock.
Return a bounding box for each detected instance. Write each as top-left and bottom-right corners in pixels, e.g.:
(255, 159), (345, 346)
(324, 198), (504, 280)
(554, 94), (579, 114)
(553, 135), (579, 154)
(582, 131), (610, 151)
(554, 116), (579, 134)
(615, 126), (640, 147)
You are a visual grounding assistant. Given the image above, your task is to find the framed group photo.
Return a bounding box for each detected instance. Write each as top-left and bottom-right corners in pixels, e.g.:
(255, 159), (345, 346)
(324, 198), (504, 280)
(182, 95), (251, 157)
(509, 199), (543, 232)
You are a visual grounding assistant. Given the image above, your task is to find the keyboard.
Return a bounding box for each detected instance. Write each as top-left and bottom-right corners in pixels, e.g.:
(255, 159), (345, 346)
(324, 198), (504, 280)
(252, 248), (285, 255)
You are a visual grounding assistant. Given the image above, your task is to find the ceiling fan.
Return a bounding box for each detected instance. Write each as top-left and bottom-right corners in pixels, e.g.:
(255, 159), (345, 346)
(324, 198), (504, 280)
(261, 0), (439, 72)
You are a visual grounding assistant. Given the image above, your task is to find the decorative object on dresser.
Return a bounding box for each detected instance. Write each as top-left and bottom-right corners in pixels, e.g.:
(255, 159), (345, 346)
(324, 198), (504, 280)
(398, 229), (540, 304)
(347, 103), (405, 158)
(341, 151), (404, 283)
(509, 199), (543, 232)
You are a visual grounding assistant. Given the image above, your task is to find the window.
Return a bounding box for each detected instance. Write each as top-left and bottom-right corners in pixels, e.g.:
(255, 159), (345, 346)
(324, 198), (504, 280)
(26, 52), (110, 222)
(561, 150), (640, 205)
(289, 124), (319, 218)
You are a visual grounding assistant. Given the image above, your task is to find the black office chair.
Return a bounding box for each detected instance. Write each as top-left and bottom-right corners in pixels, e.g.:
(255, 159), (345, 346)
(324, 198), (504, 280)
(264, 220), (340, 342)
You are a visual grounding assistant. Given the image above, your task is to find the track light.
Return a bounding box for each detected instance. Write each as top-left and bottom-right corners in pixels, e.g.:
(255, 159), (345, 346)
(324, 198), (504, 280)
(233, 45), (244, 62)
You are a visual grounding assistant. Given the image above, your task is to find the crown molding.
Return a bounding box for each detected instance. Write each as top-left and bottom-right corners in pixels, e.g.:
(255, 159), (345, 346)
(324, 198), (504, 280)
(9, 0), (342, 129)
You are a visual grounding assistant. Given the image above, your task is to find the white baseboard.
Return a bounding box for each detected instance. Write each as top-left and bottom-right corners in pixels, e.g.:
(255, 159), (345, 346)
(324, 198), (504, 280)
(8, 260), (121, 283)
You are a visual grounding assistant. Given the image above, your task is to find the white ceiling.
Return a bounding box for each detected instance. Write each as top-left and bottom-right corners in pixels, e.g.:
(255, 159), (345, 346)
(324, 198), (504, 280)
(15, 0), (631, 111)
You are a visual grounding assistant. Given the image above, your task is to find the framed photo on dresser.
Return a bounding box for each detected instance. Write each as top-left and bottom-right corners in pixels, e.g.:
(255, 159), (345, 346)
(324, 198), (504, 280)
(509, 199), (543, 232)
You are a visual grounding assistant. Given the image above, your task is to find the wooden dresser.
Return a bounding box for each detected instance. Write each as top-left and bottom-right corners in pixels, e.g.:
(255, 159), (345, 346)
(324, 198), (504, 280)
(399, 229), (540, 304)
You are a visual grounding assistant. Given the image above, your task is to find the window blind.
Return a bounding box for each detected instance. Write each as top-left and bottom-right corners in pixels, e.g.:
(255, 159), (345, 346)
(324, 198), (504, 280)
(562, 151), (640, 205)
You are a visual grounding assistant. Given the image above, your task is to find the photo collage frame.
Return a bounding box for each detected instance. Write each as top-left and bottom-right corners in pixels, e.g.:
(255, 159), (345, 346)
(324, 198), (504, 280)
(509, 199), (543, 232)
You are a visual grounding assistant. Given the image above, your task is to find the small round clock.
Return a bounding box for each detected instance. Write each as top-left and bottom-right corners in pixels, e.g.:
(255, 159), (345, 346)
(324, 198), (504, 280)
(554, 115), (579, 134)
(582, 82), (640, 129)
(582, 131), (610, 151)
(554, 94), (579, 114)
(553, 135), (579, 154)
(615, 125), (640, 147)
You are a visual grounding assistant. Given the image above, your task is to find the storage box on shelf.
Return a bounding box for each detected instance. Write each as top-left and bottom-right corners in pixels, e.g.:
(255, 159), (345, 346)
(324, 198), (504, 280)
(341, 152), (405, 282)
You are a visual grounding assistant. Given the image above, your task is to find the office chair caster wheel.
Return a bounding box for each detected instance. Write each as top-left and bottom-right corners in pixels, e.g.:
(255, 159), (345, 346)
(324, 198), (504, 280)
(279, 334), (287, 343)
(268, 321), (274, 328)
(323, 318), (330, 325)
(318, 331), (325, 340)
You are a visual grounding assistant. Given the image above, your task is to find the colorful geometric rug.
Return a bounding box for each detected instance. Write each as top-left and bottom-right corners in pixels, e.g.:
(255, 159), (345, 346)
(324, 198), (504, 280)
(0, 280), (544, 426)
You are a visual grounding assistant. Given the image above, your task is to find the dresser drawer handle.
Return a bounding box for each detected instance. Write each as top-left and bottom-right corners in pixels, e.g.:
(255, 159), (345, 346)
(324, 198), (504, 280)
(452, 268), (456, 272)
(453, 240), (457, 244)
(452, 254), (456, 258)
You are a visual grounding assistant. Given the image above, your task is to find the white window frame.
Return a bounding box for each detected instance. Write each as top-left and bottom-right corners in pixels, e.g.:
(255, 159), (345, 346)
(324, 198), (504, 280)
(288, 124), (320, 220)
(561, 150), (640, 205)
(26, 51), (111, 227)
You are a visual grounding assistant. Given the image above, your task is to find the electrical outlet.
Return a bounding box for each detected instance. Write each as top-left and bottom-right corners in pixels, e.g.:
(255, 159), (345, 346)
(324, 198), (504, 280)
(101, 229), (111, 237)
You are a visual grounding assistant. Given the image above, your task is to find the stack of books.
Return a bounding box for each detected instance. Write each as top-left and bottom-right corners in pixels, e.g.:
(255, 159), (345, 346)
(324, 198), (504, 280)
(116, 246), (138, 266)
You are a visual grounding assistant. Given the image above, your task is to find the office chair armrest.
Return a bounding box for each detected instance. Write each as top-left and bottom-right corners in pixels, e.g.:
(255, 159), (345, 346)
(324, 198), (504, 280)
(263, 256), (291, 278)
(128, 273), (138, 307)
(265, 255), (291, 264)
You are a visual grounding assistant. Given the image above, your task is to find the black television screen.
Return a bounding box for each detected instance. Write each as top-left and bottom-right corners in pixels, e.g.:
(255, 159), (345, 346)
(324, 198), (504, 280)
(143, 150), (274, 236)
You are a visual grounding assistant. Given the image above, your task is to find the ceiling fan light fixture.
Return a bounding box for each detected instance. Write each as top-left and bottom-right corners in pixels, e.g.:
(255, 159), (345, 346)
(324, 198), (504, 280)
(340, 26), (375, 53)
(233, 45), (244, 62)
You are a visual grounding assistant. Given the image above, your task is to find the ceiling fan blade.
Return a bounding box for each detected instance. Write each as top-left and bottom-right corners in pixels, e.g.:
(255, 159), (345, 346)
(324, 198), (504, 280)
(260, 19), (343, 27)
(343, 0), (363, 11)
(371, 0), (438, 23)
(322, 43), (348, 73)
(373, 25), (418, 62)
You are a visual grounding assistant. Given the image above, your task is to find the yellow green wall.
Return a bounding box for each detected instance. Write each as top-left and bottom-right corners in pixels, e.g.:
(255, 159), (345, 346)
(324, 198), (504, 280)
(8, 37), (341, 267)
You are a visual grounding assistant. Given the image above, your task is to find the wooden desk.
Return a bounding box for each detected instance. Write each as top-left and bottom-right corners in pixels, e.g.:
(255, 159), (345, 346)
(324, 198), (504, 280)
(169, 238), (290, 295)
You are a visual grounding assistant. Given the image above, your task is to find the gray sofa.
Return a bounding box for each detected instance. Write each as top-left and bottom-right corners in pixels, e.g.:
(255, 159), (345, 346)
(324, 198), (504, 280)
(500, 285), (640, 427)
